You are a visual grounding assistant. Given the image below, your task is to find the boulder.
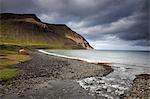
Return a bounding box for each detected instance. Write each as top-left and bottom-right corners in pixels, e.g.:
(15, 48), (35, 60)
(19, 49), (29, 55)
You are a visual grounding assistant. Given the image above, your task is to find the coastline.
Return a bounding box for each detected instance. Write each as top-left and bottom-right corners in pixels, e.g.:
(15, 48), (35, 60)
(0, 50), (113, 99)
(38, 50), (150, 99)
(38, 49), (99, 63)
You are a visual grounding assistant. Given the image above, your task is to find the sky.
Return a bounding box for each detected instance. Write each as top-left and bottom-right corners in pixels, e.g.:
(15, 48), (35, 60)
(0, 0), (149, 50)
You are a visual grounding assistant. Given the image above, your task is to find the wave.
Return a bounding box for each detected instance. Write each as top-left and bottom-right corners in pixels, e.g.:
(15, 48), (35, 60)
(38, 50), (99, 63)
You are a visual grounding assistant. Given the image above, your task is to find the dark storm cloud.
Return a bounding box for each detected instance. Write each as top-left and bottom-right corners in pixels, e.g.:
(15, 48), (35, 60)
(0, 0), (149, 47)
(117, 0), (149, 41)
(134, 40), (150, 46)
(117, 14), (149, 41)
(0, 0), (37, 13)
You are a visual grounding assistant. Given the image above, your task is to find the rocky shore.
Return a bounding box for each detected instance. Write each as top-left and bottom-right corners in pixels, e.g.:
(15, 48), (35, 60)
(0, 51), (112, 99)
(124, 74), (150, 99)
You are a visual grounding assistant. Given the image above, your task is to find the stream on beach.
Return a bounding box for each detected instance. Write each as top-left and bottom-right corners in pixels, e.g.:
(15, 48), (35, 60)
(39, 50), (150, 99)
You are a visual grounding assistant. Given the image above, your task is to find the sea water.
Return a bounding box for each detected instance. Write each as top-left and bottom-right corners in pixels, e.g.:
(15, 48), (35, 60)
(39, 50), (150, 99)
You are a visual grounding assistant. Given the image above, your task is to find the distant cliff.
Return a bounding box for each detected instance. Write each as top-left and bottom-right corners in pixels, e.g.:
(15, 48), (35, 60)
(0, 13), (93, 49)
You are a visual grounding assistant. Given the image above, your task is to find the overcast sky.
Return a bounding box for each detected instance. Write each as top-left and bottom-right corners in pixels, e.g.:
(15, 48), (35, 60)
(1, 0), (149, 50)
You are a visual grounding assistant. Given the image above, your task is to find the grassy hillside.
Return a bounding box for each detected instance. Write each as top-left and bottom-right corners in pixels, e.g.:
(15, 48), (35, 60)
(0, 13), (93, 49)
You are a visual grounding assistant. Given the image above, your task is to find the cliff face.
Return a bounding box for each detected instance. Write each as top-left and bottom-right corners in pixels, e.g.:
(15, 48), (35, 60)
(0, 13), (93, 49)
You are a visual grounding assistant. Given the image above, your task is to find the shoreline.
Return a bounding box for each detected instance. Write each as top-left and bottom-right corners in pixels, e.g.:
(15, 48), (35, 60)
(38, 49), (100, 63)
(1, 50), (149, 99)
(0, 50), (113, 99)
(39, 50), (150, 99)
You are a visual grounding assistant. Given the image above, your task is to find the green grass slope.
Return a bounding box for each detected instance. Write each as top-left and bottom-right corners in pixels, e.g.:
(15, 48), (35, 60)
(0, 13), (93, 49)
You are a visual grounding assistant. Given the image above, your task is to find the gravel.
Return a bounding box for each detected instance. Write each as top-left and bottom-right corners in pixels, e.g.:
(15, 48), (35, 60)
(0, 50), (112, 99)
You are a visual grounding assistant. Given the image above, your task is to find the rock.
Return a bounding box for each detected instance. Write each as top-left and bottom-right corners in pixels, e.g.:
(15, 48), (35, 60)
(19, 49), (29, 55)
(123, 74), (150, 99)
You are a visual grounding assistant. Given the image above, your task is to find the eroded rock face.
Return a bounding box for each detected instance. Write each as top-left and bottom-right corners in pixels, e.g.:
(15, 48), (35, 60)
(65, 31), (93, 49)
(0, 13), (93, 49)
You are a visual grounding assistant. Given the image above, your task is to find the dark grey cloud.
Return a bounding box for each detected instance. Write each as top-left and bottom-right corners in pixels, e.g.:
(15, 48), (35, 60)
(134, 40), (150, 46)
(117, 0), (149, 41)
(0, 0), (149, 49)
(0, 0), (37, 13)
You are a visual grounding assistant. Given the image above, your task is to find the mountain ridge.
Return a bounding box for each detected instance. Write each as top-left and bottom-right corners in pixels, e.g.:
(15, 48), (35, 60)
(0, 13), (93, 49)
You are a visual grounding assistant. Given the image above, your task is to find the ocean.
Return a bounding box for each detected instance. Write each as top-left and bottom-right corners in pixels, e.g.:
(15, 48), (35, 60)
(39, 49), (150, 99)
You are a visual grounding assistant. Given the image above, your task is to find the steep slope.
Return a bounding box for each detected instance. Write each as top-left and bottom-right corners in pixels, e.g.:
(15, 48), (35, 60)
(0, 13), (93, 49)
